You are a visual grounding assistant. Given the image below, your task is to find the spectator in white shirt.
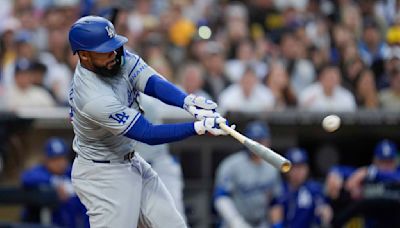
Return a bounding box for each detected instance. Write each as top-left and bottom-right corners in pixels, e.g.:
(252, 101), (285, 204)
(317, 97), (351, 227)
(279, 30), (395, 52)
(379, 66), (400, 111)
(218, 66), (275, 114)
(5, 58), (55, 110)
(299, 64), (356, 112)
(178, 62), (211, 99)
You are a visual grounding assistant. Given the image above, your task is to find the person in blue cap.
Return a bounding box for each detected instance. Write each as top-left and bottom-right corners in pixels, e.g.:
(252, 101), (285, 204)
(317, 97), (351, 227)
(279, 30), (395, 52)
(346, 139), (400, 199)
(335, 139), (400, 227)
(213, 121), (282, 228)
(328, 140), (399, 205)
(21, 137), (88, 228)
(270, 147), (332, 228)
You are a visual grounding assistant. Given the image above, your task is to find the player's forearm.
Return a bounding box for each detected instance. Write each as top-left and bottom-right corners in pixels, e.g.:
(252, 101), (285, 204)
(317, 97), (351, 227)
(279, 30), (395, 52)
(214, 196), (248, 225)
(124, 115), (196, 145)
(316, 204), (333, 225)
(144, 75), (187, 108)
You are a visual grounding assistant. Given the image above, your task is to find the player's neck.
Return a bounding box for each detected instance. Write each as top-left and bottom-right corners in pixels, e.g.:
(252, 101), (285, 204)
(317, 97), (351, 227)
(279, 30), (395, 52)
(80, 61), (95, 73)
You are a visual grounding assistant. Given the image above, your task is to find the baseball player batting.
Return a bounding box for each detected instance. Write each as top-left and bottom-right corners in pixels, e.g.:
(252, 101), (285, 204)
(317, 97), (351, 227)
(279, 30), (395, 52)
(68, 16), (231, 227)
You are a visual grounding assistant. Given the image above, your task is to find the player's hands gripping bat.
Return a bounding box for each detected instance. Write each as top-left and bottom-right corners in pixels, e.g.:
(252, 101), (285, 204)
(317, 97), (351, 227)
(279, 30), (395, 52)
(184, 94), (220, 119)
(219, 123), (292, 173)
(194, 117), (235, 136)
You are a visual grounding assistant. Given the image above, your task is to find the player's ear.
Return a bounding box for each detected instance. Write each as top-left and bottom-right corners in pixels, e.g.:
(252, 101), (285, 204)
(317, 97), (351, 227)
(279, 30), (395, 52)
(78, 51), (89, 61)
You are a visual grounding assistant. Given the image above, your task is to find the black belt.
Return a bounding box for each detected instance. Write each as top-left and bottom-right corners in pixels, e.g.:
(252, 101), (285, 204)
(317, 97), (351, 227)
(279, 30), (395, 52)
(76, 151), (135, 164)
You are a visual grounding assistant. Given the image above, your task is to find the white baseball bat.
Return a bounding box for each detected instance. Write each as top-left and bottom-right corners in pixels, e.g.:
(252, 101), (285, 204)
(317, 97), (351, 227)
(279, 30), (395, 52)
(219, 123), (292, 173)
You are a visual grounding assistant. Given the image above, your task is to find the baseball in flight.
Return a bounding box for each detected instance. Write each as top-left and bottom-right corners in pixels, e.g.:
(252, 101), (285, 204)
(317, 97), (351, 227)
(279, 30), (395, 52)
(322, 114), (341, 132)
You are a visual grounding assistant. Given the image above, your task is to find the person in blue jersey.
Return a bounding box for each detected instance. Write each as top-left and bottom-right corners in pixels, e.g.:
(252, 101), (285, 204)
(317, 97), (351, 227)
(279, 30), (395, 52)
(271, 148), (332, 228)
(338, 139), (400, 227)
(214, 121), (282, 228)
(21, 137), (88, 228)
(68, 16), (232, 227)
(346, 139), (400, 198)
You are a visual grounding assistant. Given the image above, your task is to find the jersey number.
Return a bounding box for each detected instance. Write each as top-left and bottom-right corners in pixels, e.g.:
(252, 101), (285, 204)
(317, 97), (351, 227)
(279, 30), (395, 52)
(109, 112), (129, 124)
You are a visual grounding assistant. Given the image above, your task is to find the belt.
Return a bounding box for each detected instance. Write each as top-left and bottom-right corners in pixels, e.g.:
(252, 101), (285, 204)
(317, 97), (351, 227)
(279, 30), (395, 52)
(76, 151), (135, 164)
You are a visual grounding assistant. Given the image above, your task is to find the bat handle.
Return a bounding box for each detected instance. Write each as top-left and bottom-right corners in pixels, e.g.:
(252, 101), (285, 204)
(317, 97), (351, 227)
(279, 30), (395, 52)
(219, 123), (246, 143)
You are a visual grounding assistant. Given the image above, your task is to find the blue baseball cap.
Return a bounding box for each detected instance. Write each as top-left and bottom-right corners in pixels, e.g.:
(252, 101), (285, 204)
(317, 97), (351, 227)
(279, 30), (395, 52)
(285, 148), (308, 164)
(244, 121), (270, 141)
(374, 139), (398, 160)
(44, 138), (68, 158)
(14, 58), (35, 73)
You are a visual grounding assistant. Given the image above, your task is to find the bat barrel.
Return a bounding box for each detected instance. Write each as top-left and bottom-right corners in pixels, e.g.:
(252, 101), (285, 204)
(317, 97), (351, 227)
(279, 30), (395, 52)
(243, 139), (292, 173)
(219, 122), (291, 172)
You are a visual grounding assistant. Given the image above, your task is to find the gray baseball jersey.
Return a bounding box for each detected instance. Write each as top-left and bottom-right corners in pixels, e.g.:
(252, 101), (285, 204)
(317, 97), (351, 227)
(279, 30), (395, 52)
(135, 93), (190, 160)
(69, 51), (157, 161)
(215, 151), (282, 225)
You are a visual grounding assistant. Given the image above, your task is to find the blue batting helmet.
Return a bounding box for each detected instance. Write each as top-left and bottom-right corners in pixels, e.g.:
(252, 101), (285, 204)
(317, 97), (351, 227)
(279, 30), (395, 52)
(44, 137), (69, 158)
(374, 139), (398, 160)
(68, 16), (128, 54)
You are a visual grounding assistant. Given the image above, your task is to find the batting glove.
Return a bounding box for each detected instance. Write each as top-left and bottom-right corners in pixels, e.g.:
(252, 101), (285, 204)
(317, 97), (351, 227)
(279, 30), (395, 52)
(194, 117), (235, 136)
(187, 105), (221, 120)
(184, 94), (217, 110)
(184, 94), (220, 120)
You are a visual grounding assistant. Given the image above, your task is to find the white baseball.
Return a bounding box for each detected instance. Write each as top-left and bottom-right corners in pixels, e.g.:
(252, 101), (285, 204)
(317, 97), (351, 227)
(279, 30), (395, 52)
(322, 115), (341, 132)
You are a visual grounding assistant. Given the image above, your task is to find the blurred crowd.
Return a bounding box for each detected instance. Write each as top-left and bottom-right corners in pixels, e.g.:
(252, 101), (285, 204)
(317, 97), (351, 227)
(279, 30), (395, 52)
(0, 0), (400, 113)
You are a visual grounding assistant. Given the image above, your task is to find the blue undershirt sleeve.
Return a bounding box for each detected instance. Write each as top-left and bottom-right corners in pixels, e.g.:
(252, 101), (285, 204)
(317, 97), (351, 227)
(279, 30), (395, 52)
(213, 186), (231, 200)
(144, 75), (187, 108)
(124, 115), (196, 145)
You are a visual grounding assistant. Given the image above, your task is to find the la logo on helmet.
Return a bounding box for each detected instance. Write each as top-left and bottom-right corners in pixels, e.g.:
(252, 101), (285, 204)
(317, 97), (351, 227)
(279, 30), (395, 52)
(105, 26), (115, 38)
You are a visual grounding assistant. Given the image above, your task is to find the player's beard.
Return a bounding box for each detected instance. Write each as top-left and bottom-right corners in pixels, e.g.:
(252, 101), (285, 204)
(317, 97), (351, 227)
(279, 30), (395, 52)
(93, 61), (121, 78)
(93, 47), (124, 78)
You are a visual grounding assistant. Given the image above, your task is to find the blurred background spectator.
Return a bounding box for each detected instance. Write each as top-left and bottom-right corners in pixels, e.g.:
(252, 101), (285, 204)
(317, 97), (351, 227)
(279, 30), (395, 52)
(218, 66), (275, 114)
(379, 65), (400, 111)
(355, 69), (379, 109)
(264, 61), (297, 110)
(4, 58), (55, 109)
(177, 62), (211, 99)
(299, 64), (356, 112)
(201, 41), (230, 101)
